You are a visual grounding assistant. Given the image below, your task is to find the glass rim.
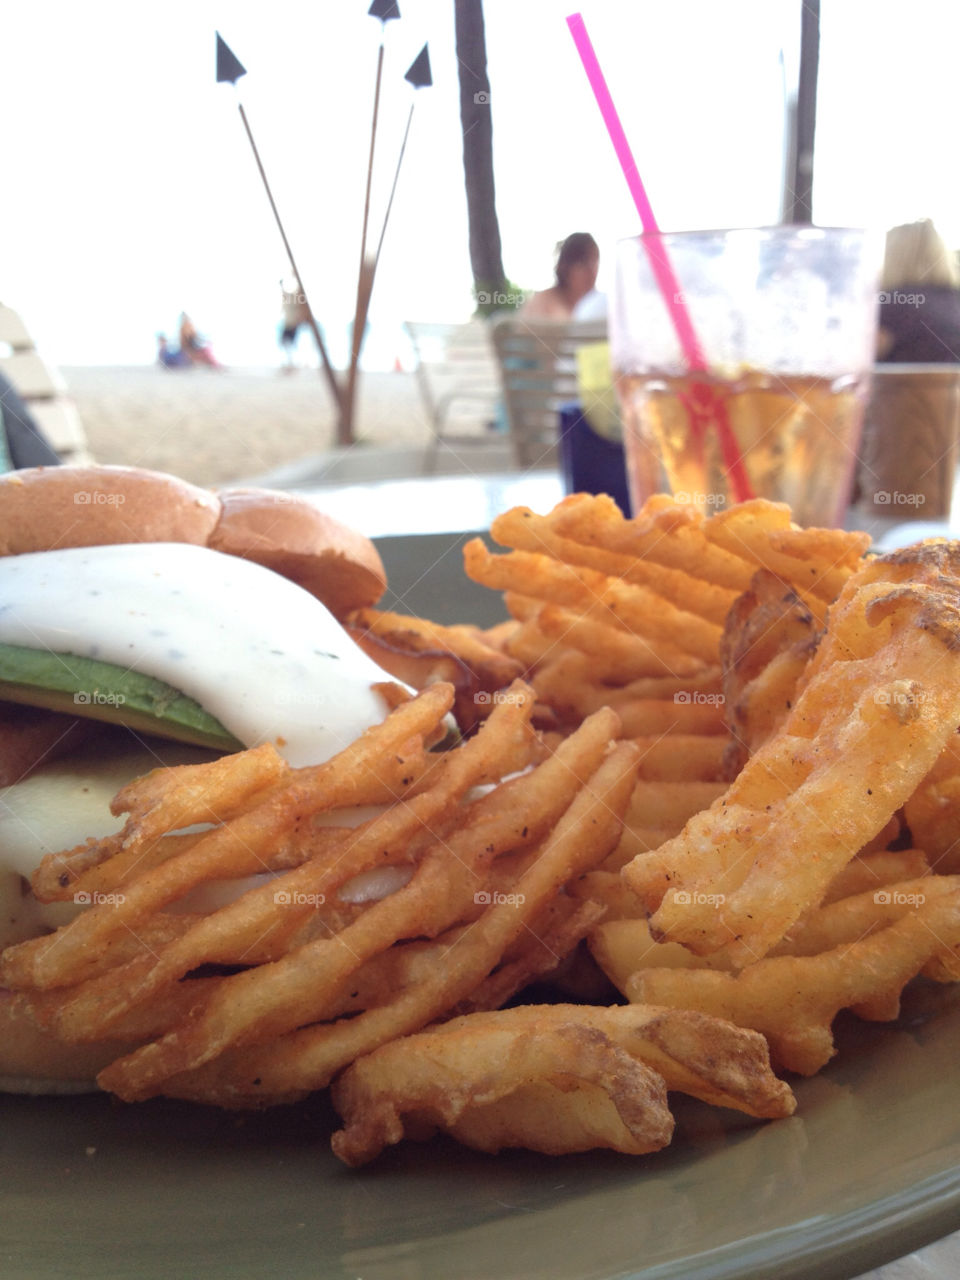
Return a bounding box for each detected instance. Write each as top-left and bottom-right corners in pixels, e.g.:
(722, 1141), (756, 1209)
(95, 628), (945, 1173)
(618, 225), (871, 246)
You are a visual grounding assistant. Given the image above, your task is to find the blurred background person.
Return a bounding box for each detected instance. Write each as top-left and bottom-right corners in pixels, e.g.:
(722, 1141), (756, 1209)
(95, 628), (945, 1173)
(877, 219), (960, 363)
(156, 333), (188, 369)
(179, 312), (220, 368)
(278, 277), (311, 372)
(520, 232), (600, 320)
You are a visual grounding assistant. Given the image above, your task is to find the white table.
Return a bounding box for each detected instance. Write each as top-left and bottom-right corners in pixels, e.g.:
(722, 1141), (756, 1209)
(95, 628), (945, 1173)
(301, 469), (564, 538)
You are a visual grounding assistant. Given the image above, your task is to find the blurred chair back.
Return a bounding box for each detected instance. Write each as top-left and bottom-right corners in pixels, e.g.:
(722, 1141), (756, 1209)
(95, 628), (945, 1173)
(0, 303), (93, 464)
(491, 318), (607, 468)
(404, 320), (501, 461)
(858, 364), (960, 518)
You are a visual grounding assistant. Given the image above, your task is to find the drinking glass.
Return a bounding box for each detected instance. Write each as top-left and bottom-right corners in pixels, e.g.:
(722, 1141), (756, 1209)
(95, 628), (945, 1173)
(610, 226), (880, 526)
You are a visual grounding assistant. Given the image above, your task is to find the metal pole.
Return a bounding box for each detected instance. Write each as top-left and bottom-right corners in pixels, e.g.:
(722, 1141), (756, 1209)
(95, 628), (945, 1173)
(236, 102), (344, 412)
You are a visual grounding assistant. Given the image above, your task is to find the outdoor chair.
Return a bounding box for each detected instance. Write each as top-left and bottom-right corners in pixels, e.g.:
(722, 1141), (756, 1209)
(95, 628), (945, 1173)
(0, 303), (93, 464)
(404, 320), (501, 467)
(856, 363), (960, 518)
(490, 317), (607, 469)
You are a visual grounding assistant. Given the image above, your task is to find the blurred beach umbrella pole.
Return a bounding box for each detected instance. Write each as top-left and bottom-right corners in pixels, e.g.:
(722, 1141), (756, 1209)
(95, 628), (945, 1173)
(215, 32), (344, 417)
(342, 0), (402, 445)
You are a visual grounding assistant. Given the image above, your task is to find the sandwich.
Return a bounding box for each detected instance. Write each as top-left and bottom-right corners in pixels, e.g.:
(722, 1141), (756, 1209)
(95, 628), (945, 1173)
(0, 463), (405, 1090)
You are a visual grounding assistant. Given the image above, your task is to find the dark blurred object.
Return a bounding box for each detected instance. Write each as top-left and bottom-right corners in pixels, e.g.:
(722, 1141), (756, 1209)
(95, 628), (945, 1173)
(558, 402), (632, 516)
(857, 364), (960, 519)
(878, 286), (960, 364)
(878, 220), (960, 365)
(0, 369), (61, 470)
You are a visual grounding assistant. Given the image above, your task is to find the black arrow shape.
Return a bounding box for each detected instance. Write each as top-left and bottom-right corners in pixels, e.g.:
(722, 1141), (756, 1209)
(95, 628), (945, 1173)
(404, 43), (431, 89)
(215, 32), (246, 84)
(368, 0), (401, 21)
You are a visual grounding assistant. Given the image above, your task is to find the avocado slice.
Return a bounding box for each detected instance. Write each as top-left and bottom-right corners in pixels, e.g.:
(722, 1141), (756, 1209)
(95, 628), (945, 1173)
(0, 642), (243, 752)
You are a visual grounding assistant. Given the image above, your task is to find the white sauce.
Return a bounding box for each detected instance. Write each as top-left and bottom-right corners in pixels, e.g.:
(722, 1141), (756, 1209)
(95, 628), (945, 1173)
(0, 546), (418, 950)
(0, 543), (399, 768)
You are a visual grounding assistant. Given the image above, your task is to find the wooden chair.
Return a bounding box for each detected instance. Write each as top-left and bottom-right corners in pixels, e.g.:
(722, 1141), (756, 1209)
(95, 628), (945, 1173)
(0, 303), (93, 464)
(857, 364), (960, 518)
(490, 318), (607, 468)
(404, 320), (501, 465)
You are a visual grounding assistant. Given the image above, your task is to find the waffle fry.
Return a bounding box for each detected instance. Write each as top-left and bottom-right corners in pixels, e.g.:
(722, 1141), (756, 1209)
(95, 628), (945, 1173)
(626, 886), (960, 1074)
(330, 1003), (795, 1165)
(625, 551), (960, 967)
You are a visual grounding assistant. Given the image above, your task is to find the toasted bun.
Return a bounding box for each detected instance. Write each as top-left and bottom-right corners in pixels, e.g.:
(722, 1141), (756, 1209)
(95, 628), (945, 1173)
(210, 487), (386, 617)
(0, 464), (221, 553)
(0, 990), (137, 1095)
(0, 465), (386, 616)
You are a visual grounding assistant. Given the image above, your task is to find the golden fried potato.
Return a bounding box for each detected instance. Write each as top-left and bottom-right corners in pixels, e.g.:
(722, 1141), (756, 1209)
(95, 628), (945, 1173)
(463, 540), (723, 665)
(626, 884), (960, 1074)
(346, 606), (525, 732)
(588, 917), (724, 994)
(506, 600), (706, 681)
(702, 500), (868, 606)
(546, 492), (756, 592)
(119, 736), (638, 1106)
(904, 733), (960, 873)
(4, 685), (459, 992)
(491, 506), (738, 627)
(330, 1002), (795, 1164)
(720, 569), (822, 775)
(819, 849), (930, 905)
(632, 734), (729, 782)
(625, 552), (960, 967)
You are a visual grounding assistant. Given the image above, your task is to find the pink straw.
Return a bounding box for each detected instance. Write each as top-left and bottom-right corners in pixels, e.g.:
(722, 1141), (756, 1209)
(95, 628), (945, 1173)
(566, 12), (754, 501)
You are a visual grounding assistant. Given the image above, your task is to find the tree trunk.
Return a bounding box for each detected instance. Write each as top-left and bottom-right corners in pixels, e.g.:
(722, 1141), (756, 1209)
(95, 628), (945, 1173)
(454, 0), (507, 310)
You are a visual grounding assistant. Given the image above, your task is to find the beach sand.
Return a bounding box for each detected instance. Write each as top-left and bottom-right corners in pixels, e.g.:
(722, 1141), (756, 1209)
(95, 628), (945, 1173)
(63, 365), (439, 487)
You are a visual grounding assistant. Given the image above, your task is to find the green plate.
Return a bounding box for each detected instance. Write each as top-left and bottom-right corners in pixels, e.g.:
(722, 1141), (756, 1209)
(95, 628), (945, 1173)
(3, 984), (960, 1279)
(4, 534), (960, 1278)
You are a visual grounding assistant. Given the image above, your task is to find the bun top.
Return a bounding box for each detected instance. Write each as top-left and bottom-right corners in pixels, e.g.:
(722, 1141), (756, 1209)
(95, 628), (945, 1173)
(0, 465), (220, 554)
(0, 465), (386, 617)
(210, 488), (386, 617)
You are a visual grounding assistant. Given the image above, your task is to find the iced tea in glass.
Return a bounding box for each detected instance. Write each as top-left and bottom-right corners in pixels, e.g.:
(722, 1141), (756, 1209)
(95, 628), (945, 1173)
(611, 227), (880, 526)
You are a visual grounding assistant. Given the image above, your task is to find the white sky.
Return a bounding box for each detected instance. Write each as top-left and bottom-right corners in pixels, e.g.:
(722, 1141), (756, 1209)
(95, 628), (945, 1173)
(1, 0), (958, 369)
